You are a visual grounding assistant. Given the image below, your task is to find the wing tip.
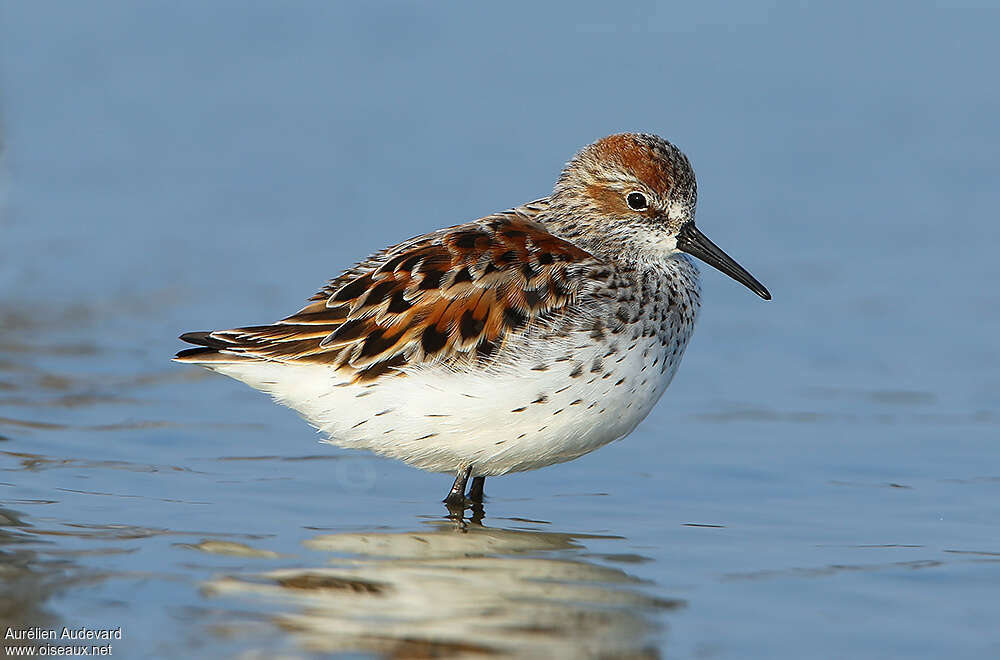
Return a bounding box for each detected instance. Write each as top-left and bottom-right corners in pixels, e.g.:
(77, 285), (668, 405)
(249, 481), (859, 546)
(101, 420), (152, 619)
(173, 346), (257, 365)
(173, 346), (218, 362)
(175, 331), (244, 364)
(178, 331), (232, 349)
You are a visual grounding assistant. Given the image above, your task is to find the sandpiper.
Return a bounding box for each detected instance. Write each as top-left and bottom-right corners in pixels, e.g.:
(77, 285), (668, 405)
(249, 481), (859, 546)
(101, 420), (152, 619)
(175, 133), (770, 506)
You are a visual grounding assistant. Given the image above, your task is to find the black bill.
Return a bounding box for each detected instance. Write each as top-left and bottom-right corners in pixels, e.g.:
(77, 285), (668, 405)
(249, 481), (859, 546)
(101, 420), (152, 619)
(676, 223), (771, 300)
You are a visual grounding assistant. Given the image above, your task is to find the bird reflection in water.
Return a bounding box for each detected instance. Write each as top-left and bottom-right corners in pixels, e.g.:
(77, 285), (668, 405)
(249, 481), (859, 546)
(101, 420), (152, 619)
(202, 503), (684, 658)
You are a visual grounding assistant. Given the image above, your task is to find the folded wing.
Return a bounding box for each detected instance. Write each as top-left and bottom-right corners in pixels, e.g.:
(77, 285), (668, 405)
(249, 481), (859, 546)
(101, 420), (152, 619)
(175, 201), (610, 382)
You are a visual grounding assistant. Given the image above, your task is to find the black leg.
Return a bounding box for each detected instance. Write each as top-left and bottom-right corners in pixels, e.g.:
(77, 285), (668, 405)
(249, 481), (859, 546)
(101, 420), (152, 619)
(467, 476), (485, 502)
(443, 466), (472, 506)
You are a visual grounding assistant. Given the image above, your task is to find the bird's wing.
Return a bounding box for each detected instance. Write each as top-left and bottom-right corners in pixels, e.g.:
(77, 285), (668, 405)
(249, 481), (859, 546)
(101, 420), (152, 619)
(175, 200), (613, 382)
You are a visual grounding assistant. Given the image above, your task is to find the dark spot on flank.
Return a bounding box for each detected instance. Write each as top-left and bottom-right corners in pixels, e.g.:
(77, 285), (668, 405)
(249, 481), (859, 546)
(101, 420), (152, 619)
(591, 358), (604, 373)
(331, 276), (371, 303)
(569, 364), (583, 378)
(590, 320), (606, 341)
(476, 340), (498, 361)
(511, 406), (527, 413)
(414, 433), (438, 441)
(418, 269), (444, 290)
(503, 307), (527, 330)
(353, 353), (407, 383)
(570, 399), (583, 405)
(387, 290), (413, 313)
(531, 363), (549, 371)
(459, 310), (485, 339)
(351, 419), (367, 429)
(532, 394), (548, 404)
(553, 409), (563, 415)
(615, 377), (626, 386)
(421, 325), (447, 353)
(516, 433), (527, 439)
(452, 267), (473, 285)
(537, 252), (554, 265)
(615, 307), (631, 324)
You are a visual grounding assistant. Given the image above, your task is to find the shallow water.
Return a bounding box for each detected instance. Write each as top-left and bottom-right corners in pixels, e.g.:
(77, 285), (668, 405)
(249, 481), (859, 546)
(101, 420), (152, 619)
(1, 3), (999, 658)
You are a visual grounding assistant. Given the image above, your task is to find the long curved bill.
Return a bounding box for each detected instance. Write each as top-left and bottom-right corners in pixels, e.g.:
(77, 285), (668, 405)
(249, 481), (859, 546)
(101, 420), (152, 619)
(676, 223), (771, 300)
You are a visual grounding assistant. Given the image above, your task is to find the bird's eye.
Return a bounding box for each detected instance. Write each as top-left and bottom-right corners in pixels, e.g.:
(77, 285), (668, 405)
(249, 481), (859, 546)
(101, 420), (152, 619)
(626, 191), (648, 211)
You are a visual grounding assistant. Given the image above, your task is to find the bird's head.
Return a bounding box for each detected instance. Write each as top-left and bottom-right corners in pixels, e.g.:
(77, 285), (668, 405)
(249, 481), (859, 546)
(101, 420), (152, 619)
(551, 133), (770, 300)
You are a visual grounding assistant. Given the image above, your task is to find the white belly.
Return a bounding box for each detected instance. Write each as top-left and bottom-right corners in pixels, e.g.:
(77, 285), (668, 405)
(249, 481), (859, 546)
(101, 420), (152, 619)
(211, 330), (684, 476)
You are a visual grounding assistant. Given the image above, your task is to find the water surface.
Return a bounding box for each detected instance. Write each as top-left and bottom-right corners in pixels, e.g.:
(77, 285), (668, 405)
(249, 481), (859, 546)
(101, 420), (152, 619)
(1, 3), (998, 658)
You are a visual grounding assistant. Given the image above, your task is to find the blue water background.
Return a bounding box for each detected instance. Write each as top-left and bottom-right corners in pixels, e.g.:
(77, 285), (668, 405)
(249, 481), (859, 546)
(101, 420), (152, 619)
(1, 2), (998, 658)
